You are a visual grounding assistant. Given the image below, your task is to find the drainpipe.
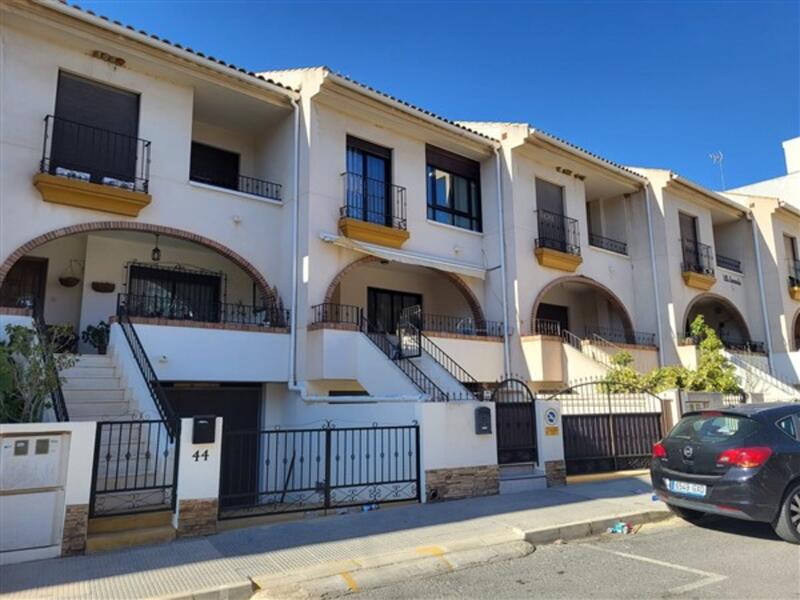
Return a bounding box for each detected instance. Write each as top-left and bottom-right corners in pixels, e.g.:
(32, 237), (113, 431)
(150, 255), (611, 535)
(643, 184), (665, 367)
(750, 214), (775, 374)
(288, 98), (303, 393)
(495, 147), (511, 376)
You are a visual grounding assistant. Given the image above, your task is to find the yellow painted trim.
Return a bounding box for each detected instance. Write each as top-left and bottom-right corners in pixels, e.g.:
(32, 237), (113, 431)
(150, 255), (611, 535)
(789, 286), (800, 301)
(338, 217), (410, 249)
(34, 173), (151, 217)
(534, 247), (583, 272)
(681, 271), (716, 291)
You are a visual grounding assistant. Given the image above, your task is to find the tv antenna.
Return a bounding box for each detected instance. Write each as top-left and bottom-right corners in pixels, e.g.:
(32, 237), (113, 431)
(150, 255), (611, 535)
(709, 151), (726, 190)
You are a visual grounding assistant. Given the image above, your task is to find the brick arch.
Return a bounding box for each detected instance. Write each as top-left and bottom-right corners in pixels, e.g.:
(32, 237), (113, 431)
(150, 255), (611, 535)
(530, 275), (635, 337)
(324, 255), (486, 326)
(683, 292), (751, 341)
(0, 221), (278, 308)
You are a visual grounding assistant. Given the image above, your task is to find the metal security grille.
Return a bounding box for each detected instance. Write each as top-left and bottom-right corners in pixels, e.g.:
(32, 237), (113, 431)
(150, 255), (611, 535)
(218, 424), (420, 520)
(491, 378), (538, 465)
(89, 420), (180, 517)
(549, 382), (665, 475)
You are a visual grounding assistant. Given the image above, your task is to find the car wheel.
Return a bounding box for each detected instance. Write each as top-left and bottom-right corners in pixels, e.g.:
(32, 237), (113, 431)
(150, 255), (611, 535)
(667, 503), (705, 522)
(773, 483), (800, 544)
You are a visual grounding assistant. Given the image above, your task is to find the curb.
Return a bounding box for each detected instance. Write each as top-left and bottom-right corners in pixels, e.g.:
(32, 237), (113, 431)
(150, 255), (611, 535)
(249, 509), (672, 599)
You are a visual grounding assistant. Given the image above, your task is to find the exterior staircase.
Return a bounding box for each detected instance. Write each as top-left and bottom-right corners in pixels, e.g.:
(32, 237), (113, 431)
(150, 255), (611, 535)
(60, 353), (137, 421)
(724, 351), (800, 402)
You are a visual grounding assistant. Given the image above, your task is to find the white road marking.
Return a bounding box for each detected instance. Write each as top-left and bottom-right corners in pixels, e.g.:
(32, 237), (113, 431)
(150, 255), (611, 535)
(584, 544), (727, 595)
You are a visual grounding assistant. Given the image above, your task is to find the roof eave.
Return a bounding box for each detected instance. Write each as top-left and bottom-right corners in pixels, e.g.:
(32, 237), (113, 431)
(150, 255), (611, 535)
(668, 173), (749, 216)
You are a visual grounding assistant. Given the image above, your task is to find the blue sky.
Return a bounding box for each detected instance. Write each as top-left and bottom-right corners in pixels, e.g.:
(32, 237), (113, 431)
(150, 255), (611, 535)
(81, 1), (798, 189)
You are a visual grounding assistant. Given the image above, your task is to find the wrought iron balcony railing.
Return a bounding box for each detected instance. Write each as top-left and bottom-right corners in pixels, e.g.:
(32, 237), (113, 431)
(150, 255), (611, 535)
(716, 253), (742, 273)
(41, 115), (151, 193)
(341, 172), (407, 230)
(531, 318), (562, 337)
(117, 293), (290, 329)
(584, 326), (657, 347)
(588, 232), (628, 256)
(683, 331), (766, 354)
(535, 209), (581, 256)
(680, 238), (715, 276)
(189, 169), (282, 201)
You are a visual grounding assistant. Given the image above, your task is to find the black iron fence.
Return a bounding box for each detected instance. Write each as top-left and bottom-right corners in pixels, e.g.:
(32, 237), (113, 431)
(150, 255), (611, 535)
(716, 253), (742, 273)
(341, 172), (407, 230)
(310, 303), (362, 327)
(588, 233), (627, 255)
(683, 331), (766, 354)
(535, 209), (581, 256)
(41, 115), (151, 193)
(118, 293), (290, 329)
(32, 312), (69, 422)
(218, 424), (420, 519)
(549, 381), (666, 475)
(584, 326), (657, 347)
(190, 169), (282, 202)
(681, 239), (715, 276)
(90, 420), (179, 517)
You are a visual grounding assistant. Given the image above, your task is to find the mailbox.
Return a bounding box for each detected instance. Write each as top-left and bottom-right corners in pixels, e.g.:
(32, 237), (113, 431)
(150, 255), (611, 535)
(474, 406), (492, 434)
(192, 415), (216, 444)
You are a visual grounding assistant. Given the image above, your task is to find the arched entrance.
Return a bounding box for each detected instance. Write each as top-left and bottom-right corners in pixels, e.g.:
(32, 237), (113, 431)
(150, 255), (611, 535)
(683, 293), (752, 350)
(491, 378), (538, 465)
(323, 255), (489, 335)
(530, 275), (642, 344)
(0, 222), (285, 349)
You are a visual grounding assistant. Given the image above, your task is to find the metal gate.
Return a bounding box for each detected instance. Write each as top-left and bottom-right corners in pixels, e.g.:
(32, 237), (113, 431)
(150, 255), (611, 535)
(89, 420), (180, 517)
(218, 424), (421, 520)
(491, 378), (538, 465)
(549, 381), (665, 475)
(398, 305), (422, 358)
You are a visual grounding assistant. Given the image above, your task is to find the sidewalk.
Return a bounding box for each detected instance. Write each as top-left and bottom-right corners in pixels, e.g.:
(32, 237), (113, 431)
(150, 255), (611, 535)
(0, 475), (666, 599)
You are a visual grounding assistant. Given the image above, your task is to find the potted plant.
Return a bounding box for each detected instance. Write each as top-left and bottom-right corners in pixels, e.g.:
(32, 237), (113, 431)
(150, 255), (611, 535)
(81, 321), (110, 355)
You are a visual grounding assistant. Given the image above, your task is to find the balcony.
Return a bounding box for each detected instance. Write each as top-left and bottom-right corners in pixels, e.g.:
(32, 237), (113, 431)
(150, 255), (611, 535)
(118, 293), (290, 331)
(789, 259), (800, 300)
(189, 144), (281, 202)
(588, 232), (628, 256)
(34, 115), (152, 216)
(716, 253), (742, 273)
(680, 239), (716, 290)
(338, 172), (409, 248)
(534, 209), (582, 272)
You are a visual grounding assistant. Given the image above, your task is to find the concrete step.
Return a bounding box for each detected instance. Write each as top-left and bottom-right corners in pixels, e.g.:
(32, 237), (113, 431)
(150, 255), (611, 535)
(73, 354), (114, 367)
(63, 389), (127, 403)
(499, 473), (548, 495)
(88, 510), (172, 534)
(62, 376), (123, 391)
(86, 525), (176, 554)
(61, 366), (118, 379)
(65, 402), (133, 418)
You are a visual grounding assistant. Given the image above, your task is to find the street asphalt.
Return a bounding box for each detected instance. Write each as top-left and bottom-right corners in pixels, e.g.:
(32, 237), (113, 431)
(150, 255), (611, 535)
(355, 516), (800, 599)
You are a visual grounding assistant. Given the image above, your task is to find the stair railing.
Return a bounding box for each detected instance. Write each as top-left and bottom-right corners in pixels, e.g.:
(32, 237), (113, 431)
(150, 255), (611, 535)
(116, 304), (180, 437)
(725, 351), (800, 400)
(32, 314), (69, 422)
(359, 316), (450, 402)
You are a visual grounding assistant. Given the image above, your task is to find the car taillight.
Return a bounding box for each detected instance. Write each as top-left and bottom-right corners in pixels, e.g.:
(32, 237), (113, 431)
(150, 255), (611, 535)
(652, 442), (667, 458)
(716, 447), (773, 468)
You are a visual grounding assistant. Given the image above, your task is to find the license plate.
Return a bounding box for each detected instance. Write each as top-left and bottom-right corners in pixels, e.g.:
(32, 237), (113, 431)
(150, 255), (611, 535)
(665, 478), (707, 498)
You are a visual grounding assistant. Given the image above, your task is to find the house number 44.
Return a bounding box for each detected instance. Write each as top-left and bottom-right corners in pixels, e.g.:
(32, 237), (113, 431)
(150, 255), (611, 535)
(193, 449), (209, 462)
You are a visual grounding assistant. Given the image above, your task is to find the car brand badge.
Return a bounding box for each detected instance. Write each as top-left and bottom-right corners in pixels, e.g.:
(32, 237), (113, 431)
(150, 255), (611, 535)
(683, 446), (694, 459)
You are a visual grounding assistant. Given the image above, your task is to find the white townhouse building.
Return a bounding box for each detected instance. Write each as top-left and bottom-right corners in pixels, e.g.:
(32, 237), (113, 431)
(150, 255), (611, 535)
(0, 0), (796, 561)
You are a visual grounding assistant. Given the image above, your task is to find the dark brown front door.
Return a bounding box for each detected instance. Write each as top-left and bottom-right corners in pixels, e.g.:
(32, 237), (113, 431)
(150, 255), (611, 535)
(537, 303), (569, 333)
(0, 257), (48, 318)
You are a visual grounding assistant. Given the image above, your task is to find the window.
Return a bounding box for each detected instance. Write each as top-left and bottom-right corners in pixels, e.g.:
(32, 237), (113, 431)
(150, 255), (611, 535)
(127, 265), (222, 323)
(535, 179), (564, 215)
(669, 413), (758, 445)
(345, 136), (392, 225)
(190, 142), (240, 191)
(52, 72), (140, 183)
(777, 416), (798, 441)
(426, 145), (481, 232)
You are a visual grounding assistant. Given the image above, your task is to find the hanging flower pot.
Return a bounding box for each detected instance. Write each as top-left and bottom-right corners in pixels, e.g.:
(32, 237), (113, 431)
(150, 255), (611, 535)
(91, 281), (116, 294)
(58, 276), (80, 288)
(58, 260), (83, 288)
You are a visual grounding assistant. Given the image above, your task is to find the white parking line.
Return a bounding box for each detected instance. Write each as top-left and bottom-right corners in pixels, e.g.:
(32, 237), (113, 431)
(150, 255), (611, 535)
(583, 544), (728, 595)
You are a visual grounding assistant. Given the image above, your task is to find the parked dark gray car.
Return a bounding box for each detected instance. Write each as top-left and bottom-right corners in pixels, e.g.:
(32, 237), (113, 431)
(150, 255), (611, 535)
(651, 403), (800, 543)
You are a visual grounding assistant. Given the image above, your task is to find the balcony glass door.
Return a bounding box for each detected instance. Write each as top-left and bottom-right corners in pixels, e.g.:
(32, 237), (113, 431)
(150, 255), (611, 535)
(535, 179), (568, 251)
(346, 137), (391, 226)
(679, 212), (700, 267)
(367, 287), (422, 334)
(52, 72), (140, 184)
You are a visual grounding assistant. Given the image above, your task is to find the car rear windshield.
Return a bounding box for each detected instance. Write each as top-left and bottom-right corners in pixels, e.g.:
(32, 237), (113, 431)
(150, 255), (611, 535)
(669, 413), (760, 445)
